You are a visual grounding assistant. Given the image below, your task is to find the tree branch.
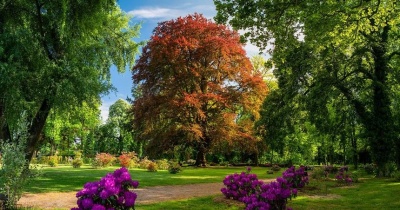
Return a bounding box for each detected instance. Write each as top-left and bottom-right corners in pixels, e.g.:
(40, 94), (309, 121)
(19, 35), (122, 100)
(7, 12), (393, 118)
(333, 82), (369, 124)
(388, 51), (400, 61)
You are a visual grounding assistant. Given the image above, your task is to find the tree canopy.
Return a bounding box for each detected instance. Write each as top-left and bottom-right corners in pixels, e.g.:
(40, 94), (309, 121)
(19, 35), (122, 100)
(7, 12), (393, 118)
(132, 13), (267, 166)
(0, 0), (141, 161)
(215, 0), (400, 174)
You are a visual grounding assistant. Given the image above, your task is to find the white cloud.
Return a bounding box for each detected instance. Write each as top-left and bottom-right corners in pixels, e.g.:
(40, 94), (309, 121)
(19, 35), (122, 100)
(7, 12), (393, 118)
(244, 42), (269, 59)
(100, 101), (113, 123)
(127, 3), (216, 21)
(128, 7), (181, 19)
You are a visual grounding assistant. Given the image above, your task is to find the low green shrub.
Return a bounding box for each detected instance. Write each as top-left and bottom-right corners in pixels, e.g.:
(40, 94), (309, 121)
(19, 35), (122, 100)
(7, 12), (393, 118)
(351, 170), (360, 183)
(363, 163), (376, 175)
(393, 171), (400, 181)
(271, 164), (281, 171)
(156, 159), (169, 170)
(83, 157), (92, 164)
(72, 151), (83, 168)
(0, 116), (40, 209)
(383, 162), (397, 177)
(310, 167), (326, 180)
(48, 156), (59, 167)
(72, 159), (83, 168)
(168, 161), (182, 174)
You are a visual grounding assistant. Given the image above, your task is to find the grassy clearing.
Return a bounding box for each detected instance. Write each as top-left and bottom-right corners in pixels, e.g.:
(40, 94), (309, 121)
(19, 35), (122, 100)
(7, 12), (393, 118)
(136, 176), (400, 210)
(136, 195), (242, 210)
(23, 164), (400, 209)
(289, 178), (400, 210)
(24, 164), (280, 193)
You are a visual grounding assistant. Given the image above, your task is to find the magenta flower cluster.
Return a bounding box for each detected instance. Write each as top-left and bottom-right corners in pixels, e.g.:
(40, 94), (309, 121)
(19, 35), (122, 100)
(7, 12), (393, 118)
(221, 167), (264, 201)
(71, 167), (139, 210)
(221, 166), (309, 210)
(335, 166), (352, 185)
(282, 166), (309, 189)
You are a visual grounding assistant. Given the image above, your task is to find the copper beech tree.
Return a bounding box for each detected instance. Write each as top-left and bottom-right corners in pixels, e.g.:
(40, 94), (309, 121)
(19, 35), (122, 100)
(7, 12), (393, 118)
(132, 14), (267, 166)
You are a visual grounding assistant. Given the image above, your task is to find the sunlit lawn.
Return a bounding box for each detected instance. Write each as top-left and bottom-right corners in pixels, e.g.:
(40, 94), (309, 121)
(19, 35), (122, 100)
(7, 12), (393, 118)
(136, 195), (242, 210)
(24, 164), (280, 193)
(289, 178), (400, 210)
(21, 165), (400, 209)
(136, 177), (400, 210)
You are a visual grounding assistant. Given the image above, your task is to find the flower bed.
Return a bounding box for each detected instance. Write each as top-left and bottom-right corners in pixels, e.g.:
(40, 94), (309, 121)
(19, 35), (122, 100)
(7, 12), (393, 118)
(221, 166), (309, 210)
(72, 167), (139, 210)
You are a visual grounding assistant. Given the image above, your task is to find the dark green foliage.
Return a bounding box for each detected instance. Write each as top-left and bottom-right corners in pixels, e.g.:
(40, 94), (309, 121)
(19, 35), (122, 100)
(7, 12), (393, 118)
(215, 0), (400, 174)
(168, 162), (182, 174)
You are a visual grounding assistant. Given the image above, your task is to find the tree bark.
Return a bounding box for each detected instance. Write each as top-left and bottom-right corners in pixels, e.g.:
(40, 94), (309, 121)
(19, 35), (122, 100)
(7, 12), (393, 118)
(368, 25), (394, 176)
(351, 125), (358, 170)
(0, 99), (11, 143)
(25, 98), (52, 162)
(195, 143), (207, 167)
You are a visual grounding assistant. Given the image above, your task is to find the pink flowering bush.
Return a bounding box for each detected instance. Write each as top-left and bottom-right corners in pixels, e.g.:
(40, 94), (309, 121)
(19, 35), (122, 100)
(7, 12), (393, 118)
(71, 167), (139, 210)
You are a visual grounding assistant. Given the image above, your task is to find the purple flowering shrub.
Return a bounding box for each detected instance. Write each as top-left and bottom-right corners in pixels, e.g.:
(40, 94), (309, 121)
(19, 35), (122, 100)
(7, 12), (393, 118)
(335, 166), (352, 185)
(71, 167), (139, 210)
(282, 166), (309, 188)
(221, 167), (307, 210)
(221, 167), (264, 201)
(241, 177), (297, 210)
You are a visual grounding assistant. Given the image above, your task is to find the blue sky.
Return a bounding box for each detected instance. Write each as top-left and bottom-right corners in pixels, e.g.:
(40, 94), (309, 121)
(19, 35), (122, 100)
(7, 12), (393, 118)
(100, 0), (264, 121)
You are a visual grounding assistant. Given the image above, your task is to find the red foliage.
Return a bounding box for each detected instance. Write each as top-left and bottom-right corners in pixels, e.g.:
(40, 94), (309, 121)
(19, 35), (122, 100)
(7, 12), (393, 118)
(132, 14), (268, 163)
(95, 153), (115, 167)
(118, 152), (138, 168)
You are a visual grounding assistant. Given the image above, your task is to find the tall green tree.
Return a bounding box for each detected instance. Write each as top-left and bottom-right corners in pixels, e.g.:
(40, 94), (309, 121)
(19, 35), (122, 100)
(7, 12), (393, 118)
(215, 0), (400, 174)
(132, 14), (267, 166)
(107, 99), (133, 154)
(0, 1), (141, 161)
(42, 98), (101, 156)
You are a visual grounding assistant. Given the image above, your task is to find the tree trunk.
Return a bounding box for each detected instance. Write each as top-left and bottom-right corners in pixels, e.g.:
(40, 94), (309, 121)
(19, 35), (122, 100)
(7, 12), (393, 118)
(195, 143), (207, 167)
(337, 26), (394, 176)
(368, 26), (394, 176)
(351, 125), (358, 169)
(25, 98), (52, 162)
(341, 131), (346, 165)
(0, 99), (11, 143)
(118, 134), (123, 154)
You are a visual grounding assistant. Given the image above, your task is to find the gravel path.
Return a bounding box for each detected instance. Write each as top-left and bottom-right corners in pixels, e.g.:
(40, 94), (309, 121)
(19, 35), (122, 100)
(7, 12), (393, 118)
(18, 182), (226, 209)
(18, 179), (276, 209)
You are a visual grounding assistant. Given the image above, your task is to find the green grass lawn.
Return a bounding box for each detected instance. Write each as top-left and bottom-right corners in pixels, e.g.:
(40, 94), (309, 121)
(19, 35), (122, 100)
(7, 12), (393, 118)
(136, 195), (242, 210)
(136, 177), (400, 210)
(24, 164), (280, 193)
(23, 165), (400, 209)
(289, 178), (400, 210)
